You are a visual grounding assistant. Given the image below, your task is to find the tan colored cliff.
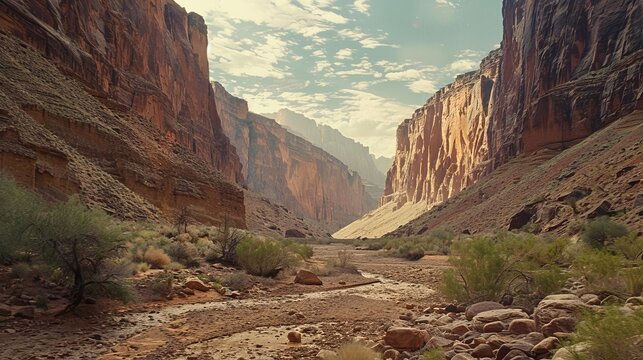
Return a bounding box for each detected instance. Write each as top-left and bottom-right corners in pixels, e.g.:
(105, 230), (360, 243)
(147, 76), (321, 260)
(337, 0), (642, 238)
(0, 0), (245, 226)
(213, 82), (374, 230)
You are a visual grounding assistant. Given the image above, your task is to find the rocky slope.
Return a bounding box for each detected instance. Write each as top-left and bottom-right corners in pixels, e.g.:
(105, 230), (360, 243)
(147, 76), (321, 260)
(0, 0), (246, 226)
(268, 109), (387, 197)
(213, 83), (374, 230)
(336, 0), (642, 238)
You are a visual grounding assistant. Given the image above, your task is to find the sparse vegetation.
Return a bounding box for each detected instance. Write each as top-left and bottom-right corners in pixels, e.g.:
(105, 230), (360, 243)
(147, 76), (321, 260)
(166, 241), (200, 268)
(150, 272), (174, 297)
(223, 272), (253, 291)
(566, 307), (643, 360)
(213, 216), (247, 264)
(143, 247), (171, 269)
(581, 217), (629, 248)
(236, 237), (300, 277)
(420, 348), (445, 360)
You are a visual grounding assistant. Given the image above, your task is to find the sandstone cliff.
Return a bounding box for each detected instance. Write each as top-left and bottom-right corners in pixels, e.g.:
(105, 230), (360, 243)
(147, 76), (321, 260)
(0, 0), (245, 226)
(336, 0), (642, 238)
(268, 109), (387, 192)
(214, 83), (374, 230)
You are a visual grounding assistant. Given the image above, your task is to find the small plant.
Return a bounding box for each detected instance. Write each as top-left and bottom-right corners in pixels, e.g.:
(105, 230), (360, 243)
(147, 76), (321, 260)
(236, 237), (299, 277)
(336, 250), (354, 268)
(35, 294), (49, 310)
(421, 348), (445, 360)
(166, 241), (200, 268)
(398, 243), (425, 260)
(143, 247), (171, 269)
(612, 233), (643, 260)
(581, 217), (628, 248)
(174, 206), (191, 234)
(212, 216), (246, 264)
(150, 272), (174, 297)
(531, 266), (567, 298)
(11, 262), (32, 279)
(322, 343), (380, 360)
(223, 272), (253, 291)
(567, 307), (643, 360)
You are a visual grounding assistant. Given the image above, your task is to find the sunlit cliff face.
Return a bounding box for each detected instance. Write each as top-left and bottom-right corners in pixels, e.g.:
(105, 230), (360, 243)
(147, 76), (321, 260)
(174, 0), (502, 158)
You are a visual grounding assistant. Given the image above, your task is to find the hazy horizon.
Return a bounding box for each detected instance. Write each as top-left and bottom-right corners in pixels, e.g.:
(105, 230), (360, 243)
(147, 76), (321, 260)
(175, 0), (502, 157)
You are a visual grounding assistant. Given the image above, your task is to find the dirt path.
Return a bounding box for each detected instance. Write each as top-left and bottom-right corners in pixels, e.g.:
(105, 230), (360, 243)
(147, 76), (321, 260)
(0, 244), (447, 360)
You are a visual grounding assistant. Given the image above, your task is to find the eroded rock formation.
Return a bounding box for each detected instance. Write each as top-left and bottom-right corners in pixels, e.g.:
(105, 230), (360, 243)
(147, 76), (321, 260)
(337, 0), (642, 238)
(0, 0), (245, 226)
(214, 83), (374, 230)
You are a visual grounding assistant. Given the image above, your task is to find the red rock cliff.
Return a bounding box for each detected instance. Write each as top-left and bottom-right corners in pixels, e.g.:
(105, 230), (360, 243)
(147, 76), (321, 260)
(0, 0), (246, 226)
(337, 0), (642, 238)
(213, 82), (375, 230)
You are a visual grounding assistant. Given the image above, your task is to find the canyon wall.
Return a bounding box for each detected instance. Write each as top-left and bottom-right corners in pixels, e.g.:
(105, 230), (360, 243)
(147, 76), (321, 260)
(268, 109), (387, 191)
(336, 0), (642, 238)
(214, 83), (374, 230)
(0, 0), (246, 226)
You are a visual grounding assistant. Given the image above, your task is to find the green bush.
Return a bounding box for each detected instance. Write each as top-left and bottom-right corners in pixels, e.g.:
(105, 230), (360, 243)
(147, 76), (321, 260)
(11, 262), (32, 279)
(531, 266), (567, 298)
(150, 272), (173, 297)
(568, 307), (643, 360)
(281, 239), (313, 260)
(398, 243), (425, 260)
(166, 241), (200, 268)
(236, 237), (299, 277)
(612, 233), (643, 260)
(223, 272), (253, 291)
(212, 217), (247, 264)
(581, 217), (629, 248)
(573, 249), (621, 283)
(421, 348), (445, 360)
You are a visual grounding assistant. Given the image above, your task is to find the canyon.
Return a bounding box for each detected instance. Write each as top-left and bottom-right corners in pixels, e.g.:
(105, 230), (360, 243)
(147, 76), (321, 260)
(337, 0), (642, 238)
(267, 108), (391, 200)
(214, 83), (375, 230)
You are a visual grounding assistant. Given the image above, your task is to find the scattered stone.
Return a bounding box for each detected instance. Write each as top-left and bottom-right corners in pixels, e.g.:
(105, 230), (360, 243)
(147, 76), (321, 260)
(542, 317), (576, 337)
(184, 278), (210, 292)
(600, 295), (622, 305)
(534, 294), (588, 328)
(496, 341), (533, 360)
(428, 335), (454, 348)
(523, 332), (545, 345)
(483, 321), (505, 333)
(625, 296), (643, 306)
(552, 343), (590, 360)
(451, 353), (475, 360)
(532, 337), (560, 355)
(465, 301), (504, 320)
(508, 319), (536, 335)
(317, 349), (337, 359)
(284, 229), (306, 238)
(579, 294), (600, 305)
(287, 331), (302, 343)
(383, 349), (399, 359)
(13, 306), (34, 319)
(384, 327), (429, 351)
(471, 343), (494, 358)
(182, 287), (195, 296)
(473, 309), (528, 331)
(294, 270), (323, 286)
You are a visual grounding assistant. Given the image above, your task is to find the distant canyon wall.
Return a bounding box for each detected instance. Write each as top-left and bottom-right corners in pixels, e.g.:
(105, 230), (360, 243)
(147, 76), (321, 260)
(214, 83), (374, 229)
(0, 0), (246, 226)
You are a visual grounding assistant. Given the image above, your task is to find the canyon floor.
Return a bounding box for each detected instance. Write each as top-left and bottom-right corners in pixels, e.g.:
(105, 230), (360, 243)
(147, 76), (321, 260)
(0, 244), (448, 360)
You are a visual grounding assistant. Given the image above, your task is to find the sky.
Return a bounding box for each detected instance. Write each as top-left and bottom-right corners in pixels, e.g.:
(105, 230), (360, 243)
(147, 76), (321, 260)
(174, 0), (502, 158)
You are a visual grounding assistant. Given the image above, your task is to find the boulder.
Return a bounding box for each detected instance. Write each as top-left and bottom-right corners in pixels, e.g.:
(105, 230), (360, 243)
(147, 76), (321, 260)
(294, 270), (323, 286)
(579, 293), (600, 305)
(534, 294), (588, 328)
(384, 327), (430, 351)
(382, 349), (399, 359)
(472, 309), (529, 331)
(483, 321), (506, 333)
(552, 343), (590, 360)
(523, 332), (545, 345)
(451, 354), (475, 360)
(285, 229), (306, 238)
(496, 341), (534, 360)
(532, 337), (560, 355)
(287, 331), (302, 343)
(508, 319), (536, 335)
(466, 301), (504, 320)
(428, 335), (454, 348)
(471, 343), (494, 358)
(184, 278), (210, 292)
(625, 296), (643, 306)
(541, 317), (576, 337)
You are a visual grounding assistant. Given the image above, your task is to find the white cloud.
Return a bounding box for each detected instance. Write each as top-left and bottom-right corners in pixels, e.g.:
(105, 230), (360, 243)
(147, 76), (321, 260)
(354, 0), (369, 14)
(385, 69), (423, 81)
(408, 79), (438, 94)
(448, 59), (478, 73)
(208, 33), (290, 78)
(435, 0), (457, 8)
(336, 48), (353, 59)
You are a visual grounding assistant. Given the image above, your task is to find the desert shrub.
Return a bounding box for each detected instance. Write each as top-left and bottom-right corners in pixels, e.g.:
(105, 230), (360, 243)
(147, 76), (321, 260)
(134, 262), (151, 274)
(223, 272), (253, 291)
(530, 237), (573, 266)
(322, 343), (380, 360)
(620, 266), (643, 296)
(531, 266), (567, 298)
(143, 247), (171, 269)
(166, 241), (200, 268)
(150, 272), (173, 297)
(398, 243), (425, 260)
(567, 307), (643, 360)
(336, 249), (354, 268)
(236, 237), (299, 277)
(0, 174), (44, 263)
(35, 294), (49, 310)
(573, 249), (621, 283)
(566, 219), (586, 235)
(571, 249), (640, 296)
(165, 262), (185, 271)
(421, 348), (445, 360)
(11, 262), (32, 279)
(282, 239), (313, 260)
(581, 217), (629, 248)
(212, 217), (247, 264)
(174, 206), (191, 234)
(611, 233), (643, 260)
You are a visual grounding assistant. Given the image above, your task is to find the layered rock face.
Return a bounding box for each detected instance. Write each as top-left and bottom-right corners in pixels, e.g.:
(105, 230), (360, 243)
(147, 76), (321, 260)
(337, 0), (642, 238)
(0, 0), (245, 226)
(269, 109), (387, 190)
(214, 83), (374, 229)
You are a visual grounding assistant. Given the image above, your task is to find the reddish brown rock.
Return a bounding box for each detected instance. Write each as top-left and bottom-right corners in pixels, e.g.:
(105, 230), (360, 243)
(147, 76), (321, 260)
(508, 319), (536, 335)
(383, 327), (430, 351)
(294, 270), (323, 286)
(287, 331), (302, 343)
(466, 301), (505, 321)
(532, 337), (560, 355)
(0, 0), (246, 226)
(214, 82), (374, 229)
(471, 343), (494, 358)
(541, 317), (576, 337)
(184, 278), (210, 292)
